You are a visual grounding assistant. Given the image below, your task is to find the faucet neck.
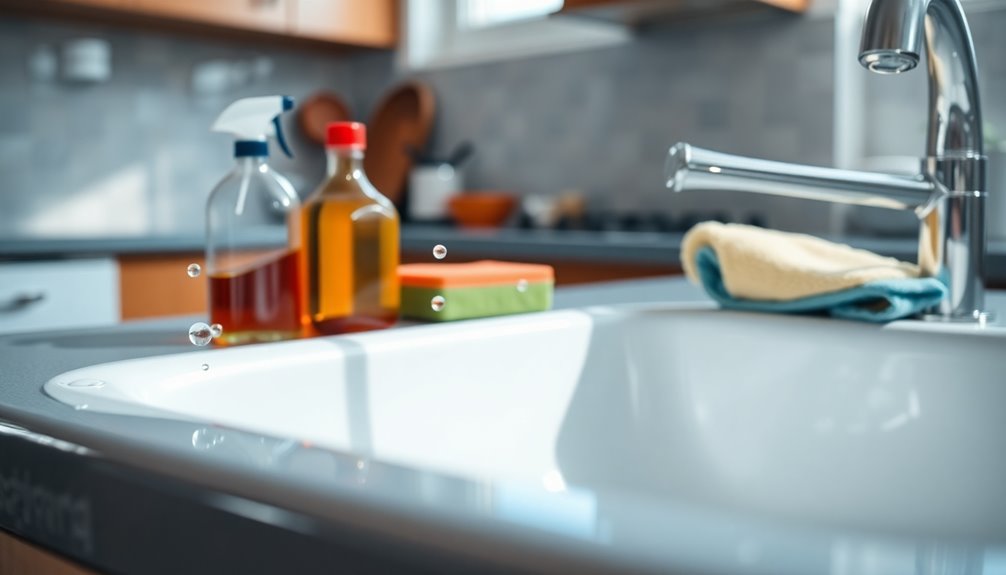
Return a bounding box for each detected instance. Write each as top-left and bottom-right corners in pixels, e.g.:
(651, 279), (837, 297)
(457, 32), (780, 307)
(922, 0), (983, 158)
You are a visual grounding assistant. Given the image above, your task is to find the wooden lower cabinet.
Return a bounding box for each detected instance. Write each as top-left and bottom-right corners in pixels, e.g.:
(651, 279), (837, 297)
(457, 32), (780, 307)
(117, 252), (678, 320)
(0, 530), (97, 575)
(401, 252), (680, 286)
(118, 254), (207, 320)
(543, 259), (680, 285)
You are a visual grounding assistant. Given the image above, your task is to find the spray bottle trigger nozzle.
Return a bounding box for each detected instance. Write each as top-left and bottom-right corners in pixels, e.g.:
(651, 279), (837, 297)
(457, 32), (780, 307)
(273, 116), (293, 158)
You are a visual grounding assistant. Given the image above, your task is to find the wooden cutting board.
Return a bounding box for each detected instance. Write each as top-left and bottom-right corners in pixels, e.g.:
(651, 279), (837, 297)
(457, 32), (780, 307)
(364, 81), (436, 207)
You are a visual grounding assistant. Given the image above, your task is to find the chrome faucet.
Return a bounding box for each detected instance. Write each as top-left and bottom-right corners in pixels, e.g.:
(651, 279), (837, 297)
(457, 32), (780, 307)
(665, 0), (987, 321)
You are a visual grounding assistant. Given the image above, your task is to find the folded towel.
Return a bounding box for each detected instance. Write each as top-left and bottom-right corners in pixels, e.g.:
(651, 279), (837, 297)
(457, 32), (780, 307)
(681, 222), (948, 322)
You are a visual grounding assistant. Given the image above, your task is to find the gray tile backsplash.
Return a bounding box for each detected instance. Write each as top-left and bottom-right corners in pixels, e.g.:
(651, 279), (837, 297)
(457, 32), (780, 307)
(12, 6), (969, 241)
(0, 16), (354, 239)
(370, 11), (835, 231)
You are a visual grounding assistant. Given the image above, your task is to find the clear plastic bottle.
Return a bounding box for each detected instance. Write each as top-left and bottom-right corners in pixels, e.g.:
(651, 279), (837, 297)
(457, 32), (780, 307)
(301, 122), (399, 334)
(206, 96), (305, 345)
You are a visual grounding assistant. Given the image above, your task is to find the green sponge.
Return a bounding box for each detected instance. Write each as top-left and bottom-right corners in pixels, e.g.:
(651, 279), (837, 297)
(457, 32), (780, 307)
(399, 261), (554, 322)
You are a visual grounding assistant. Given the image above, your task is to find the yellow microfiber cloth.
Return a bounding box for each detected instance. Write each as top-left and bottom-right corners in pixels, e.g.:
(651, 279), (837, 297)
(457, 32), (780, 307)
(681, 221), (947, 321)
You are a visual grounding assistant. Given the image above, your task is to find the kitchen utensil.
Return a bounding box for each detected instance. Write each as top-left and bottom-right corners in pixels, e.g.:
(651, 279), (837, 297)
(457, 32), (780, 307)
(365, 81), (436, 207)
(404, 144), (431, 164)
(298, 91), (352, 145)
(447, 141), (474, 168)
(448, 193), (517, 229)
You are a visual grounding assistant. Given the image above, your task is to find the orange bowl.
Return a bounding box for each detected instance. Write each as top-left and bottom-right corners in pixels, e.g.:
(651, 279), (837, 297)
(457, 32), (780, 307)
(448, 193), (517, 229)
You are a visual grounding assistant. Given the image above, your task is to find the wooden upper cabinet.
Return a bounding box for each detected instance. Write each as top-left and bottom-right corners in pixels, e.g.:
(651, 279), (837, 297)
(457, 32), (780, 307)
(290, 0), (397, 48)
(33, 0), (398, 47)
(49, 0), (134, 8)
(132, 0), (288, 33)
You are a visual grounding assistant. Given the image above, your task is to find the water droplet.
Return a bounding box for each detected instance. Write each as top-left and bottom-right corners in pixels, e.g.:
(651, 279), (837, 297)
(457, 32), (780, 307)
(186, 263), (201, 278)
(431, 295), (446, 312)
(66, 379), (105, 388)
(74, 404), (89, 411)
(188, 322), (213, 346)
(201, 363), (209, 371)
(355, 459), (369, 484)
(192, 428), (224, 450)
(432, 244), (447, 260)
(516, 279), (528, 293)
(210, 323), (223, 338)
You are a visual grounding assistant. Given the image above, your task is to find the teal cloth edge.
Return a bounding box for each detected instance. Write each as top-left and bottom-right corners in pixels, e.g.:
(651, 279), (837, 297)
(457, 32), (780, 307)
(693, 246), (948, 322)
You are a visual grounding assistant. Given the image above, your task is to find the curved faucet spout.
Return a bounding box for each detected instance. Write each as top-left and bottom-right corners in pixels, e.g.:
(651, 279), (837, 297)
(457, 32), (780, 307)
(859, 0), (983, 157)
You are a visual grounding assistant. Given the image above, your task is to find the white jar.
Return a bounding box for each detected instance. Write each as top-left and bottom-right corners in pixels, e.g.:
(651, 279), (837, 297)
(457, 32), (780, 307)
(408, 164), (462, 221)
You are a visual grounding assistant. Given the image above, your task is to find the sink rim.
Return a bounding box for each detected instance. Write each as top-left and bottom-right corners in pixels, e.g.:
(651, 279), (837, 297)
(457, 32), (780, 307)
(43, 300), (1006, 428)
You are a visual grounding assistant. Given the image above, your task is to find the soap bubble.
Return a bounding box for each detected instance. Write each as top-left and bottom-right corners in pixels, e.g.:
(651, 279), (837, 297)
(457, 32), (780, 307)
(433, 244), (447, 260)
(188, 322), (213, 346)
(201, 363), (209, 371)
(210, 323), (223, 338)
(186, 263), (201, 278)
(516, 279), (528, 293)
(431, 295), (446, 312)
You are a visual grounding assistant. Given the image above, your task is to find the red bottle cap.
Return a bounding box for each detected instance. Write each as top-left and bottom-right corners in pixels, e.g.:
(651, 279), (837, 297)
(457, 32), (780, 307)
(326, 122), (366, 149)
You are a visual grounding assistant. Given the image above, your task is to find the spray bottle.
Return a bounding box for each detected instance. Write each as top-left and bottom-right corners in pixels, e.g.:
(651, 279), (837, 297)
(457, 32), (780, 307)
(206, 95), (304, 346)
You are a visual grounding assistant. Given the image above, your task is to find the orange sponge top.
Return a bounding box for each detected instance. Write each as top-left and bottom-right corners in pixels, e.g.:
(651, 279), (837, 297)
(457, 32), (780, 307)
(399, 260), (554, 288)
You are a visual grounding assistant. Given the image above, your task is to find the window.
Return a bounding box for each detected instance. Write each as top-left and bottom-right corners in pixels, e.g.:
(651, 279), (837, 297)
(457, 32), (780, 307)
(400, 0), (630, 71)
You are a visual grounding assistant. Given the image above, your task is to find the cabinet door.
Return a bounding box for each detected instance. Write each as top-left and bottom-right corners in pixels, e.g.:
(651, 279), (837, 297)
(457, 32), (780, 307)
(0, 259), (119, 335)
(51, 0), (134, 7)
(0, 530), (96, 575)
(292, 0), (396, 48)
(119, 255), (207, 320)
(133, 0), (288, 33)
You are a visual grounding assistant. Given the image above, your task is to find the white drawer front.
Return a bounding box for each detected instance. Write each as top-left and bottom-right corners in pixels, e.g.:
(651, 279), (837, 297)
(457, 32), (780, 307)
(0, 258), (119, 334)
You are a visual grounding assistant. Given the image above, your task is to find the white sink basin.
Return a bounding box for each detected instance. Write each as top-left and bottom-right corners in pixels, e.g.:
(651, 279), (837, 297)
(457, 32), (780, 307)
(44, 304), (1006, 542)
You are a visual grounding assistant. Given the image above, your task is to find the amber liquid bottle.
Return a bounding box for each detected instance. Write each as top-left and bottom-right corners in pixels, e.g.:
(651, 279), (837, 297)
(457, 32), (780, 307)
(207, 155), (305, 346)
(301, 122), (399, 334)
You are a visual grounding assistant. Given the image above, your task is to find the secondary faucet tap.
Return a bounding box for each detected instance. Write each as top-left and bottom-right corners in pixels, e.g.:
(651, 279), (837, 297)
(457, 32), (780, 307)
(665, 0), (987, 321)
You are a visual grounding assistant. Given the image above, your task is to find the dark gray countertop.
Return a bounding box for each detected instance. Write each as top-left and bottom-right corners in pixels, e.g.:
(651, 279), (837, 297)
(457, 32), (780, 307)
(4, 226), (1006, 281)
